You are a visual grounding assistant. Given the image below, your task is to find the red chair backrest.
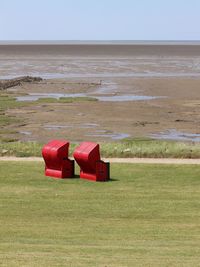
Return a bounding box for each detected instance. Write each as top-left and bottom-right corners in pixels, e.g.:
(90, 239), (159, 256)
(73, 142), (100, 173)
(42, 140), (69, 170)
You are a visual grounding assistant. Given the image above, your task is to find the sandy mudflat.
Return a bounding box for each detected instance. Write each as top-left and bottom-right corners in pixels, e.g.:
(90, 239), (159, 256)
(1, 44), (200, 57)
(0, 44), (200, 143)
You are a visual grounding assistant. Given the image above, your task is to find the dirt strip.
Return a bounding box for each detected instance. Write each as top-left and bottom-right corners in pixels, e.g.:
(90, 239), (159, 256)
(0, 157), (200, 164)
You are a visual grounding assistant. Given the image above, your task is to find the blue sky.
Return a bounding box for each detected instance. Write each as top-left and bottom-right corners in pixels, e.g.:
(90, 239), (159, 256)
(0, 0), (200, 40)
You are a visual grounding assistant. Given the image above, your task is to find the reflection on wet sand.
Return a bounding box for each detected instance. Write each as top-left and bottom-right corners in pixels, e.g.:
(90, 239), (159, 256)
(43, 124), (130, 140)
(16, 92), (162, 102)
(15, 80), (164, 102)
(1, 57), (200, 79)
(86, 131), (130, 140)
(150, 129), (200, 142)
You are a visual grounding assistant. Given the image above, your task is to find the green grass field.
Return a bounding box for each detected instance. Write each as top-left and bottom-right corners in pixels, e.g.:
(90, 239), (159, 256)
(0, 162), (200, 266)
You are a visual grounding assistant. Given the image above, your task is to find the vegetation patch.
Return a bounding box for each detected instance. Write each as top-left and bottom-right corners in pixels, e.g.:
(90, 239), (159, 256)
(0, 139), (200, 158)
(101, 137), (200, 158)
(36, 96), (98, 103)
(0, 93), (28, 127)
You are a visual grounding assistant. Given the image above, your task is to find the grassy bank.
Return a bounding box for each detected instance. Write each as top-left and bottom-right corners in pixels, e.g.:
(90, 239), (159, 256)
(0, 162), (200, 266)
(0, 138), (200, 158)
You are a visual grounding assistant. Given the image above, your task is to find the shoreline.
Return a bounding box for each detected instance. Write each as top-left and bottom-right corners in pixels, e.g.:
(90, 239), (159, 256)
(1, 40), (200, 45)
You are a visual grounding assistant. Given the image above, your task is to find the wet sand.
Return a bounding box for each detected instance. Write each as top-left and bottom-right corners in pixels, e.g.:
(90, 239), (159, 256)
(1, 44), (200, 143)
(1, 44), (200, 57)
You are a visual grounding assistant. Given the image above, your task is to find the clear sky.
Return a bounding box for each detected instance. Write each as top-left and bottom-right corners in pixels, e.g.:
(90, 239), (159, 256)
(0, 0), (200, 40)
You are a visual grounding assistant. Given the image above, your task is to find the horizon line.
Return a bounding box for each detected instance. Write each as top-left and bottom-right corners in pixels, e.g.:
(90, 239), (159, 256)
(1, 40), (200, 45)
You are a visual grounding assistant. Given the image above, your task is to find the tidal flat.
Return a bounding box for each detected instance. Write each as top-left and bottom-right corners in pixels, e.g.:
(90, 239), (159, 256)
(0, 44), (200, 145)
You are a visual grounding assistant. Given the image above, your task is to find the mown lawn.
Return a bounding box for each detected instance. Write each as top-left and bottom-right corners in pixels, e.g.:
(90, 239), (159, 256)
(0, 162), (200, 266)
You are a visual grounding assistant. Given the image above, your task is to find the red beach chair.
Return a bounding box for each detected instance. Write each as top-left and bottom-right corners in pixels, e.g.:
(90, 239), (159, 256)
(73, 142), (110, 182)
(42, 140), (74, 178)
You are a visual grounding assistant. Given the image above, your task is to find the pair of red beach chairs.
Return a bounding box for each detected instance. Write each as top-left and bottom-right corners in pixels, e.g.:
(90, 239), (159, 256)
(42, 140), (110, 182)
